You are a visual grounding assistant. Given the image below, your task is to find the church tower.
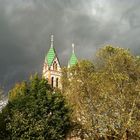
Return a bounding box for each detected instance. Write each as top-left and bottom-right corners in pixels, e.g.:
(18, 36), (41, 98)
(43, 35), (62, 88)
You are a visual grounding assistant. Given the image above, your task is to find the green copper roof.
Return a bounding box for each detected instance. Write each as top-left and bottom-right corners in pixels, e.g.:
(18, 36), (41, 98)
(68, 52), (78, 67)
(45, 46), (56, 67)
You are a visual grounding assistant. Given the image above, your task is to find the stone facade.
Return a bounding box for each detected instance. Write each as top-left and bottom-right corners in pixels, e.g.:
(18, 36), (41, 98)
(43, 56), (62, 88)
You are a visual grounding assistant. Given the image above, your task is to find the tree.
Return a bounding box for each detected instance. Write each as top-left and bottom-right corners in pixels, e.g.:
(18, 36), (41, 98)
(0, 105), (10, 140)
(62, 60), (96, 139)
(0, 88), (4, 109)
(62, 46), (140, 139)
(1, 74), (71, 140)
(0, 88), (9, 139)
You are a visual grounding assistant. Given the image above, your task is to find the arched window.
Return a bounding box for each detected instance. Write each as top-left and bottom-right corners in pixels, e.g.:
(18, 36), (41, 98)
(53, 61), (57, 71)
(56, 78), (59, 88)
(51, 77), (54, 87)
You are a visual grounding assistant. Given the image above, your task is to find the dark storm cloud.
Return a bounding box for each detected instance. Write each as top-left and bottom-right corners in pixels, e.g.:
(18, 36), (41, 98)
(0, 0), (140, 91)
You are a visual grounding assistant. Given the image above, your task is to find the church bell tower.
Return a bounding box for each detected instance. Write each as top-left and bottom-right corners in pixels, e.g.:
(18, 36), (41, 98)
(43, 35), (62, 88)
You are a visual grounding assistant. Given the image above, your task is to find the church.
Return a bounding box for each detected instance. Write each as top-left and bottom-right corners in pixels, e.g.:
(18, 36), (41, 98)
(42, 35), (78, 88)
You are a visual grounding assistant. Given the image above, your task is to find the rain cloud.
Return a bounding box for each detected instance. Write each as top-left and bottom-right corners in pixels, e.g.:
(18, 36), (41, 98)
(0, 0), (140, 91)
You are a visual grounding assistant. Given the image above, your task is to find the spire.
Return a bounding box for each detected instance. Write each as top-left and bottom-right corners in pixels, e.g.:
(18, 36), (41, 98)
(72, 43), (75, 54)
(68, 43), (78, 67)
(51, 35), (54, 48)
(45, 35), (56, 66)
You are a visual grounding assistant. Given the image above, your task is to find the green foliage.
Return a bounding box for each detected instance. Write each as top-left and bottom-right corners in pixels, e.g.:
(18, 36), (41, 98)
(0, 106), (10, 140)
(1, 74), (71, 140)
(62, 46), (140, 139)
(8, 82), (27, 102)
(0, 88), (9, 139)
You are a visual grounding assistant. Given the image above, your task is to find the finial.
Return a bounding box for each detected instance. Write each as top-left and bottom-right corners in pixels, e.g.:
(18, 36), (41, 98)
(51, 35), (54, 47)
(72, 43), (75, 53)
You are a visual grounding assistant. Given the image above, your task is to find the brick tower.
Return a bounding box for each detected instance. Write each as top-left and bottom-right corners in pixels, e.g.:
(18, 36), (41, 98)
(43, 35), (62, 88)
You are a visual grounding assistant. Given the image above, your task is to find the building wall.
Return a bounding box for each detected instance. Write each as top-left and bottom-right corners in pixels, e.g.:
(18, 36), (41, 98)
(43, 57), (62, 89)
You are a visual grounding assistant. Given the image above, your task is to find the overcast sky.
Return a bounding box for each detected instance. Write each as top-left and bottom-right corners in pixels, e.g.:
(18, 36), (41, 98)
(0, 0), (140, 91)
